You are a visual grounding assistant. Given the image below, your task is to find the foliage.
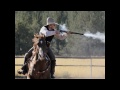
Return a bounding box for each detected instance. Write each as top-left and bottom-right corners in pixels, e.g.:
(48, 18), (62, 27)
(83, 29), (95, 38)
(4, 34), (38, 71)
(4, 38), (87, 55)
(15, 11), (105, 56)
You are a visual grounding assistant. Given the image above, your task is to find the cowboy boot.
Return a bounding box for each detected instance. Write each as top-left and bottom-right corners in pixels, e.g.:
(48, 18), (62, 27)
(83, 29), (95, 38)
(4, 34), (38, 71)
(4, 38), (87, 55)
(17, 62), (28, 75)
(17, 47), (33, 75)
(17, 54), (30, 75)
(50, 60), (56, 78)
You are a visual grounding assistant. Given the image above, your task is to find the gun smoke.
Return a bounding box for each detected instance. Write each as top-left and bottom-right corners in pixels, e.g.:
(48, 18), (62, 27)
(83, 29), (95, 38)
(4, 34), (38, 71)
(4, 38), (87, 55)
(59, 24), (105, 43)
(58, 24), (105, 56)
(59, 24), (68, 31)
(84, 31), (105, 43)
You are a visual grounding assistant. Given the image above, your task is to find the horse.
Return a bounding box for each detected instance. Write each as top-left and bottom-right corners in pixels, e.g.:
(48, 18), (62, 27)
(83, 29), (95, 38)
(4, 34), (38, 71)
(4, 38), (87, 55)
(27, 34), (51, 79)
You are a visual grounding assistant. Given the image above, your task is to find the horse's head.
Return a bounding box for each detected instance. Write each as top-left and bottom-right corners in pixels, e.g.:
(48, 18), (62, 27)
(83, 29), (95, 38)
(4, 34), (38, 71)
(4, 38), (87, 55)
(32, 33), (47, 60)
(27, 34), (50, 79)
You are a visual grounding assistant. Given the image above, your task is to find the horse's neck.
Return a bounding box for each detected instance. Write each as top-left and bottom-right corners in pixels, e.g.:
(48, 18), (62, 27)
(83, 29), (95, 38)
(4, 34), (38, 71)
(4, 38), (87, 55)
(35, 60), (47, 71)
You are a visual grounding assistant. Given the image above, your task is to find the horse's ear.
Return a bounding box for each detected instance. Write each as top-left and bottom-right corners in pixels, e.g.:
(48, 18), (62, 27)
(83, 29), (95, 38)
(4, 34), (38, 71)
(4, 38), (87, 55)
(41, 34), (45, 38)
(34, 33), (39, 38)
(39, 33), (45, 38)
(34, 33), (45, 38)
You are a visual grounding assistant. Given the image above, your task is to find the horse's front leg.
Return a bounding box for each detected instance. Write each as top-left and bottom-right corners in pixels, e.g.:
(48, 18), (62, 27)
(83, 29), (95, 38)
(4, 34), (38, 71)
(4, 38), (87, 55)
(27, 75), (30, 79)
(27, 73), (30, 79)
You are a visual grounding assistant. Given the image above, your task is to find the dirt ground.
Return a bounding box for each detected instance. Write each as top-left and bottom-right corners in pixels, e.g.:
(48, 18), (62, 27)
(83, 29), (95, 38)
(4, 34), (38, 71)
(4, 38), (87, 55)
(15, 58), (105, 79)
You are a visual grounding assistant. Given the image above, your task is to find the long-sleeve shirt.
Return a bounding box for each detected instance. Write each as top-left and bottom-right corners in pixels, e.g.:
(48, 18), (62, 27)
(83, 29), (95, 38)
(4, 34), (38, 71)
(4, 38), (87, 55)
(39, 26), (68, 43)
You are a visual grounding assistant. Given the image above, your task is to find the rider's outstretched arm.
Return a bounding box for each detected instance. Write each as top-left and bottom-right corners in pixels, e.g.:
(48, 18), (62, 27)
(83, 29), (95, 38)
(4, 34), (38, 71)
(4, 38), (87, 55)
(55, 31), (69, 40)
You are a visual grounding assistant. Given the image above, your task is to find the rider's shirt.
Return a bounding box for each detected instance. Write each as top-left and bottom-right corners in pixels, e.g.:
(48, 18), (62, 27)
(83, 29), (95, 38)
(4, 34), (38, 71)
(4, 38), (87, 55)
(39, 25), (68, 47)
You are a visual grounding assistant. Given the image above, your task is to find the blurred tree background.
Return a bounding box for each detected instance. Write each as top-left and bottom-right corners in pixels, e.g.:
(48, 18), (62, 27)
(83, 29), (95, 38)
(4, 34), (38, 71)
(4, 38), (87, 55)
(15, 11), (105, 56)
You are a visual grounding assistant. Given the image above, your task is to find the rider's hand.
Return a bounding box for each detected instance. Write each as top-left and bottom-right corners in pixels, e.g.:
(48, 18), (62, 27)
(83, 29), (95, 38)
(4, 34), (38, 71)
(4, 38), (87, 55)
(55, 30), (60, 34)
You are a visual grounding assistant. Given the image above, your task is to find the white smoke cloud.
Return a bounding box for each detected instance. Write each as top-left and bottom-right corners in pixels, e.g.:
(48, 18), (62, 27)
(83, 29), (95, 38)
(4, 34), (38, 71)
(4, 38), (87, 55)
(59, 24), (105, 43)
(59, 24), (68, 31)
(84, 31), (105, 43)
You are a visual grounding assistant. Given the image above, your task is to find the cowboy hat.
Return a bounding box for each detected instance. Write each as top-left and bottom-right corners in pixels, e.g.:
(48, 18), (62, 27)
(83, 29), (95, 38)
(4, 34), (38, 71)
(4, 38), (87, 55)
(47, 17), (59, 25)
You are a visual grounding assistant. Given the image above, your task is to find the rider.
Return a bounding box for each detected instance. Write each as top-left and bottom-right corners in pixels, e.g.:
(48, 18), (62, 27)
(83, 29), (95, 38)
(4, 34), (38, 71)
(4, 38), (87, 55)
(17, 17), (70, 78)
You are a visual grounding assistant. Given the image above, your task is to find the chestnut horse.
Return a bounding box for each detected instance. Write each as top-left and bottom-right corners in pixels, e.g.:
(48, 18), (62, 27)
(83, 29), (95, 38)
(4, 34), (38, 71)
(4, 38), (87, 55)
(27, 34), (51, 79)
